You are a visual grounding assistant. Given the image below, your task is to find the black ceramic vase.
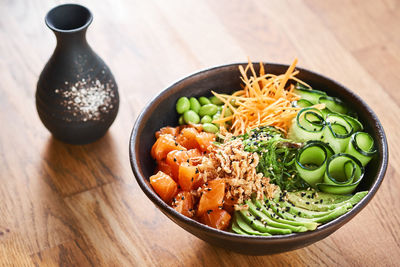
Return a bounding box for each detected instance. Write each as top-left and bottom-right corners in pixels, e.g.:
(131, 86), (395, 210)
(36, 4), (119, 144)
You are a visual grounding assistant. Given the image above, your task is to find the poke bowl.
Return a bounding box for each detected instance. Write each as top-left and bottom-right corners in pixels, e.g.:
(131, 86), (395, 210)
(129, 62), (388, 255)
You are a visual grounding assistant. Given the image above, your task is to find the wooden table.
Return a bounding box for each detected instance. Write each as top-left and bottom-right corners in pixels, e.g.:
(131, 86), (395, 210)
(1, 0), (399, 266)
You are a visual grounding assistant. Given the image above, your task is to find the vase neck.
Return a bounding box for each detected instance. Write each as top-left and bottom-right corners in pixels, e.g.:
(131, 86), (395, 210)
(45, 4), (93, 51)
(53, 30), (89, 51)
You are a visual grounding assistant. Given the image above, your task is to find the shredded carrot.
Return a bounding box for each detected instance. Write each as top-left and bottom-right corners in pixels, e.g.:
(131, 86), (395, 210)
(212, 58), (319, 135)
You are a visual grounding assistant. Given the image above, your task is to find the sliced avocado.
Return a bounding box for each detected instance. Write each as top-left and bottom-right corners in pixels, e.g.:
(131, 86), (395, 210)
(286, 190), (368, 211)
(286, 190), (352, 211)
(230, 190), (368, 236)
(231, 220), (248, 235)
(239, 209), (292, 235)
(234, 212), (271, 236)
(254, 198), (319, 230)
(245, 200), (308, 233)
(313, 203), (352, 223)
(276, 200), (340, 218)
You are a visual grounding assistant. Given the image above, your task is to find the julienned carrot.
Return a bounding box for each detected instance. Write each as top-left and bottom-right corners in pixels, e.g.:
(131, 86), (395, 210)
(212, 58), (320, 135)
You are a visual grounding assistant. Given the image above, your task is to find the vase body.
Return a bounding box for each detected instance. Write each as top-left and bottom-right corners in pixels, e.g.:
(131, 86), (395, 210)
(36, 4), (119, 144)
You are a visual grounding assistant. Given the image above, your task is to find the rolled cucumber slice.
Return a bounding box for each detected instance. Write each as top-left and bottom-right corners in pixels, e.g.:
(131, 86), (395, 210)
(318, 96), (348, 115)
(342, 114), (363, 132)
(295, 141), (334, 187)
(323, 113), (354, 153)
(345, 132), (376, 166)
(292, 99), (313, 108)
(294, 87), (327, 104)
(288, 108), (325, 142)
(317, 153), (364, 194)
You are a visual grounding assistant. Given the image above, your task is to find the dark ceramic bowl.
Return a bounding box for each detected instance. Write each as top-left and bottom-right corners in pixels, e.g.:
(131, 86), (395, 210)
(129, 63), (388, 255)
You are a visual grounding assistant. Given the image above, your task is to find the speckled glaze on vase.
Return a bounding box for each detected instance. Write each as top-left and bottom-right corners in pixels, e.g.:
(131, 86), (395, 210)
(36, 4), (119, 144)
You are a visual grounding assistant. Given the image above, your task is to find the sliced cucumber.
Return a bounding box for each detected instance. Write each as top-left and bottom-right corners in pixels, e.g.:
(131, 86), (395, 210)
(317, 153), (364, 194)
(345, 132), (376, 166)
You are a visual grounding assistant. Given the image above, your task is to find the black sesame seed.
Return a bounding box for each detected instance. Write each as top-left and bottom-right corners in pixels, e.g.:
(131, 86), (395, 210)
(191, 177), (194, 182)
(250, 221), (254, 225)
(320, 199), (323, 203)
(207, 210), (213, 214)
(285, 207), (290, 212)
(301, 192), (306, 197)
(175, 142), (178, 146)
(298, 211), (301, 215)
(173, 158), (177, 162)
(186, 159), (190, 163)
(255, 216), (261, 220)
(306, 201), (310, 205)
(207, 188), (212, 191)
(256, 207), (261, 211)
(181, 196), (185, 200)
(195, 168), (199, 174)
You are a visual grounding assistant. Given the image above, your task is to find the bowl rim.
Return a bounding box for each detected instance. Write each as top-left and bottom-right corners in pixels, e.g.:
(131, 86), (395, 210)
(129, 62), (388, 242)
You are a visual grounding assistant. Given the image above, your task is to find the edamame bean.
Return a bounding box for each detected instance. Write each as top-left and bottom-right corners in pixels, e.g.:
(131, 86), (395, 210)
(183, 110), (200, 124)
(189, 97), (201, 113)
(202, 123), (219, 133)
(199, 104), (218, 117)
(212, 112), (222, 126)
(209, 96), (224, 105)
(223, 107), (233, 117)
(212, 112), (221, 121)
(217, 105), (223, 112)
(176, 97), (190, 114)
(178, 115), (184, 125)
(200, 115), (212, 123)
(199, 96), (211, 106)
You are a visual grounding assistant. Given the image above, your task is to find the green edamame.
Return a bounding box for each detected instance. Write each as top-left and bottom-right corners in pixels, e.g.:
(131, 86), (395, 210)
(212, 112), (221, 121)
(199, 104), (218, 117)
(223, 107), (233, 117)
(176, 97), (190, 114)
(212, 112), (222, 126)
(183, 110), (200, 124)
(202, 123), (219, 133)
(189, 97), (201, 113)
(178, 115), (184, 125)
(217, 105), (223, 112)
(201, 115), (212, 124)
(199, 96), (211, 106)
(209, 96), (224, 105)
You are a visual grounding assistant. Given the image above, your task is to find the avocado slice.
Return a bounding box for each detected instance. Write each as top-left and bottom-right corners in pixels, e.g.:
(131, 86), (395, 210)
(234, 212), (271, 236)
(230, 190), (368, 236)
(286, 190), (367, 211)
(239, 209), (292, 235)
(245, 200), (308, 232)
(253, 198), (319, 230)
(231, 220), (248, 235)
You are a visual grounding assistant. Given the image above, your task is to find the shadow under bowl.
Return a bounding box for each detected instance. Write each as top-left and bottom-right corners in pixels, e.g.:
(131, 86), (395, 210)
(129, 63), (388, 255)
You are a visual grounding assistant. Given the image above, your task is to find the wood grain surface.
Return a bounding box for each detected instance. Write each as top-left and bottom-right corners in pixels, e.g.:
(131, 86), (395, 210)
(0, 0), (399, 266)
